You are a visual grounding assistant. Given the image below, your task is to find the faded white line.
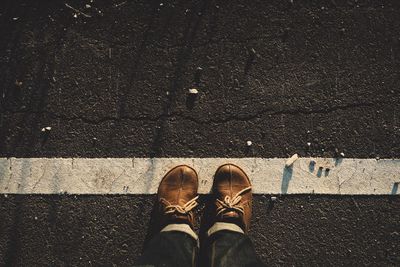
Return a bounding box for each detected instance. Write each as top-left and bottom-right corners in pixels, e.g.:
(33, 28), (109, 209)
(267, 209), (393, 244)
(0, 157), (399, 195)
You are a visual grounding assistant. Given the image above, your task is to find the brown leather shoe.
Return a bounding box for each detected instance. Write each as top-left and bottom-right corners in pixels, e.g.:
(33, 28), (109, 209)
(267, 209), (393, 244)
(211, 164), (252, 232)
(157, 165), (199, 229)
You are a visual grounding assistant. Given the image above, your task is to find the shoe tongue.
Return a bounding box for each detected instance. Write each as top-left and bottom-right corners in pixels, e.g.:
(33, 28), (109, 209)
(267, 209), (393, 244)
(222, 211), (240, 219)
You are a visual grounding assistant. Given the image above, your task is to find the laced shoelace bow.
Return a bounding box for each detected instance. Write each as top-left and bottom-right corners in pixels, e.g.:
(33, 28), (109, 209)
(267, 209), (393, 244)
(216, 186), (252, 216)
(160, 196), (199, 215)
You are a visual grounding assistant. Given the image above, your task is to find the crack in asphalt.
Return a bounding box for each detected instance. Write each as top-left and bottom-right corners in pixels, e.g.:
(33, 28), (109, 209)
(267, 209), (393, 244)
(1, 101), (375, 125)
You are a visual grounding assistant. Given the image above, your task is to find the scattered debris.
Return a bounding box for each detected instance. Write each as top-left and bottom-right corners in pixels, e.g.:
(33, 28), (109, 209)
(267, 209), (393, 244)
(195, 67), (203, 82)
(34, 216), (38, 220)
(249, 48), (256, 59)
(376, 156), (380, 161)
(65, 3), (92, 18)
(270, 196), (277, 202)
(246, 140), (252, 147)
(285, 153), (299, 167)
(115, 1), (127, 7)
(188, 88), (199, 95)
(186, 88), (198, 109)
(13, 17), (19, 21)
(85, 4), (91, 8)
(41, 126), (52, 132)
(307, 142), (311, 146)
(15, 80), (23, 87)
(166, 91), (170, 96)
(340, 152), (345, 157)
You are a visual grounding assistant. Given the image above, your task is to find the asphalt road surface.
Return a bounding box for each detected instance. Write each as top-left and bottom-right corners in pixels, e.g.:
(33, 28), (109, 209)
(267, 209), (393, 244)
(1, 0), (399, 266)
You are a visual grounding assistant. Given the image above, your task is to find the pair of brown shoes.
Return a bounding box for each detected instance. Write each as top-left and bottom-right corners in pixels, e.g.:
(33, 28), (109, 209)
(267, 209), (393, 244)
(157, 164), (252, 233)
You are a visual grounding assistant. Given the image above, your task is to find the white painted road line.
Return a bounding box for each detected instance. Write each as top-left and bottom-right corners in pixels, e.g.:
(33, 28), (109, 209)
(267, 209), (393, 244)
(0, 157), (399, 195)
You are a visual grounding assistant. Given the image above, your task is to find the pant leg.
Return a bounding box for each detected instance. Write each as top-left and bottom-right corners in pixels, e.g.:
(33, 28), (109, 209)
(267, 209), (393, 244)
(135, 231), (198, 267)
(205, 230), (266, 267)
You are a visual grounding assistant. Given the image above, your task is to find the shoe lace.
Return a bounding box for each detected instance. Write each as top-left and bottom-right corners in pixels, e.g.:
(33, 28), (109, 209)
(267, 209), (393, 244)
(160, 196), (199, 215)
(216, 186), (252, 216)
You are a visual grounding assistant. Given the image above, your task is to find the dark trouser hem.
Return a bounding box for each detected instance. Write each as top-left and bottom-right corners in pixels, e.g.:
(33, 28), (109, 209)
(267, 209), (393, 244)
(135, 230), (265, 267)
(204, 230), (266, 267)
(134, 231), (197, 267)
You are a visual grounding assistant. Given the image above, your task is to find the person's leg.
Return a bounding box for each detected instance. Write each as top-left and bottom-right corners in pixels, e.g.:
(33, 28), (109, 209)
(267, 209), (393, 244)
(134, 165), (200, 267)
(204, 164), (266, 267)
(205, 224), (264, 267)
(136, 226), (198, 267)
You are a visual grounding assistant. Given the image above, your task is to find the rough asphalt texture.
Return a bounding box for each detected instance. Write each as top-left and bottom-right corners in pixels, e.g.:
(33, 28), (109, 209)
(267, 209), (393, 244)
(0, 0), (399, 266)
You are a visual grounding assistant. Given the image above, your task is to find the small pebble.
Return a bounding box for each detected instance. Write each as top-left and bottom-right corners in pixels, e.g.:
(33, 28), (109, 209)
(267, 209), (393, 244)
(307, 142), (311, 146)
(41, 127), (52, 132)
(73, 13), (78, 18)
(246, 140), (252, 146)
(285, 153), (299, 167)
(188, 88), (198, 95)
(340, 152), (345, 157)
(271, 196), (277, 201)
